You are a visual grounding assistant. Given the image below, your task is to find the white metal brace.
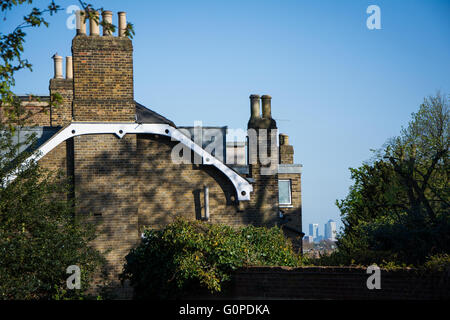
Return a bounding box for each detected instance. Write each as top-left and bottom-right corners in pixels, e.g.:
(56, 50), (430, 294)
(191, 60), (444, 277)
(4, 122), (253, 201)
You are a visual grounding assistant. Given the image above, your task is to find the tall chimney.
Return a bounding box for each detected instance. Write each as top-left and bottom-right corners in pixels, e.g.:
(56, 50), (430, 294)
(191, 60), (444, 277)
(102, 10), (113, 36)
(76, 10), (86, 35)
(118, 12), (127, 37)
(72, 10), (134, 122)
(52, 54), (63, 79)
(89, 11), (100, 36)
(279, 133), (294, 164)
(49, 54), (73, 126)
(66, 56), (73, 79)
(261, 95), (272, 118)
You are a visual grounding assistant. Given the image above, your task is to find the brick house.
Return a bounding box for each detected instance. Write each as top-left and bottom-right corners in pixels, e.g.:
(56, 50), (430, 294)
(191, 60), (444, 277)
(3, 10), (303, 290)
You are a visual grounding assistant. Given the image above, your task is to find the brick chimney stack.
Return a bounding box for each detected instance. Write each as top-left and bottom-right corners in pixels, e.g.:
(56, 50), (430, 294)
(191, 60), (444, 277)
(244, 94), (279, 223)
(279, 133), (294, 164)
(69, 11), (139, 288)
(71, 10), (134, 122)
(247, 94), (278, 166)
(49, 53), (73, 126)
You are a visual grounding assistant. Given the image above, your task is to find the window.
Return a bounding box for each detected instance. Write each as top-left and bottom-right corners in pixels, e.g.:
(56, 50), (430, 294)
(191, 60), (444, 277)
(278, 179), (292, 206)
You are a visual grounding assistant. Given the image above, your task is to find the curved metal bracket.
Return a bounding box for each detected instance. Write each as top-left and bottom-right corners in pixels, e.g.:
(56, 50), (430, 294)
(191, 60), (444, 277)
(5, 122), (253, 201)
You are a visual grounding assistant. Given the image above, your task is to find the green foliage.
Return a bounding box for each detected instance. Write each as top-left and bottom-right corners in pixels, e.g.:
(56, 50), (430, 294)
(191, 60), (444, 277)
(422, 254), (450, 272)
(0, 73), (104, 299)
(0, 123), (105, 299)
(333, 93), (449, 266)
(0, 0), (135, 300)
(1, 1), (61, 109)
(120, 218), (301, 299)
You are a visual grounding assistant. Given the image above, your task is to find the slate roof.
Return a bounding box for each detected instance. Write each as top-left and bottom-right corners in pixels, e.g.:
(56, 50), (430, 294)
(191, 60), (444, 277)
(135, 102), (176, 127)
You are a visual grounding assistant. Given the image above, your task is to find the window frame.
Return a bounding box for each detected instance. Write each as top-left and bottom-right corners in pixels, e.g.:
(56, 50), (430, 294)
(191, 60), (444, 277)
(278, 179), (292, 207)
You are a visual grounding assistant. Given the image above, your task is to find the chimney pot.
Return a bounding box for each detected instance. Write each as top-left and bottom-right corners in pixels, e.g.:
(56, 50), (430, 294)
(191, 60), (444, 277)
(76, 10), (86, 35)
(52, 54), (63, 79)
(66, 56), (73, 79)
(102, 11), (113, 36)
(249, 94), (261, 119)
(261, 95), (272, 118)
(118, 12), (127, 37)
(89, 10), (100, 36)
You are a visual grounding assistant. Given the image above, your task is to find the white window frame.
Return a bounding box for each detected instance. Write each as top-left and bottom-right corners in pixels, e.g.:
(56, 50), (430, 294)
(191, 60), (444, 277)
(278, 179), (292, 207)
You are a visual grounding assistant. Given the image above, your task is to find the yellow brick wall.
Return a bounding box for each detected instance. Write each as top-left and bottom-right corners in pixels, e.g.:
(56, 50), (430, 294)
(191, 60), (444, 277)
(35, 132), (302, 294)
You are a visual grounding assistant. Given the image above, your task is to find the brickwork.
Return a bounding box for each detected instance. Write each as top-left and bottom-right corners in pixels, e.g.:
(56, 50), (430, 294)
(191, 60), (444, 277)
(221, 266), (449, 300)
(0, 101), (51, 127)
(72, 36), (135, 122)
(69, 33), (137, 291)
(38, 141), (68, 173)
(242, 164), (279, 227)
(49, 78), (73, 126)
(137, 134), (236, 229)
(73, 134), (139, 286)
(278, 173), (302, 251)
(279, 144), (294, 164)
(136, 134), (284, 229)
(245, 126), (280, 228)
(277, 134), (302, 250)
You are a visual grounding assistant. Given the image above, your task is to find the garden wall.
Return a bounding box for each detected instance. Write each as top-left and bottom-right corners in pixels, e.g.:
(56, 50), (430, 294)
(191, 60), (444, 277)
(189, 266), (449, 300)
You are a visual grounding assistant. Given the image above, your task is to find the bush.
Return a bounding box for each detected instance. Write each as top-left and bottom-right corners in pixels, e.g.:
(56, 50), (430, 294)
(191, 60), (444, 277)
(0, 167), (106, 300)
(120, 218), (301, 299)
(1, 124), (105, 299)
(423, 254), (450, 272)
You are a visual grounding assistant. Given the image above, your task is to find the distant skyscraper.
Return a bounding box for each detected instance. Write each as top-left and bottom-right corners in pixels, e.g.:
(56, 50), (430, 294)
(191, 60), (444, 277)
(325, 219), (337, 241)
(309, 223), (319, 239)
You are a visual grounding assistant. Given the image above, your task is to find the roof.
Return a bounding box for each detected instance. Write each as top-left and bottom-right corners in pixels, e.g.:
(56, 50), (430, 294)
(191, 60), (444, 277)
(8, 99), (177, 154)
(135, 102), (176, 127)
(13, 126), (61, 154)
(17, 95), (51, 102)
(14, 96), (176, 127)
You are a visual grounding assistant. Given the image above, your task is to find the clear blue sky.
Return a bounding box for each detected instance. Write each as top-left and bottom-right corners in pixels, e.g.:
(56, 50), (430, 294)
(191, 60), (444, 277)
(2, 0), (450, 235)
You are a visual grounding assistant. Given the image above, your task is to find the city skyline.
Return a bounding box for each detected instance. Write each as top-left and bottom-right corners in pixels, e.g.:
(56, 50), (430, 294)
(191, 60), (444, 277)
(309, 220), (338, 241)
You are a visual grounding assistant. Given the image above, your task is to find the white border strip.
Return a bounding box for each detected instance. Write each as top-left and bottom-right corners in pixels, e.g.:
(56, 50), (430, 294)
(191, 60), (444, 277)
(278, 164), (303, 174)
(4, 122), (253, 201)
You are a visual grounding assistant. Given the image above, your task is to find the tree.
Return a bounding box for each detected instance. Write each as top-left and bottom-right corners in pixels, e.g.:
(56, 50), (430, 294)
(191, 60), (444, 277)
(0, 0), (135, 299)
(334, 93), (449, 266)
(0, 109), (109, 299)
(384, 93), (449, 222)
